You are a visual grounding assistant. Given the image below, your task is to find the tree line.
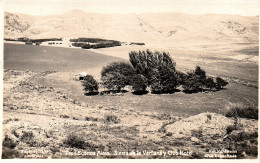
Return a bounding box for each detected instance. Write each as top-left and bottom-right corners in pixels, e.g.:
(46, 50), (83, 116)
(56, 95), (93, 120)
(82, 50), (228, 95)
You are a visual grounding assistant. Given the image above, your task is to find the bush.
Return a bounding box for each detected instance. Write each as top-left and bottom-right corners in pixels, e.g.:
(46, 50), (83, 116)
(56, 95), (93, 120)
(216, 77), (228, 89)
(183, 66), (210, 92)
(226, 125), (237, 134)
(105, 115), (120, 124)
(131, 74), (148, 92)
(176, 71), (187, 86)
(101, 72), (128, 91)
(82, 75), (99, 94)
(63, 134), (105, 150)
(182, 73), (201, 93)
(63, 134), (86, 149)
(70, 38), (121, 49)
(2, 136), (17, 149)
(194, 66), (207, 88)
(20, 131), (34, 143)
(101, 62), (136, 91)
(150, 66), (178, 93)
(205, 77), (216, 90)
(225, 103), (258, 120)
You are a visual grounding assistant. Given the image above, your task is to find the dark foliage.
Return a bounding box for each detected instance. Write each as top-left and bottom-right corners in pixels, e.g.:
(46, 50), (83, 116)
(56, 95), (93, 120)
(216, 77), (229, 89)
(131, 74), (148, 92)
(182, 72), (201, 93)
(150, 66), (178, 93)
(129, 42), (145, 46)
(129, 50), (176, 84)
(63, 134), (104, 150)
(16, 37), (62, 43)
(226, 125), (237, 134)
(101, 72), (127, 91)
(20, 131), (34, 143)
(82, 75), (99, 94)
(101, 62), (136, 91)
(2, 136), (17, 149)
(70, 38), (121, 49)
(129, 50), (178, 93)
(225, 105), (258, 120)
(205, 77), (216, 90)
(70, 38), (118, 43)
(194, 66), (207, 88)
(105, 115), (121, 124)
(182, 66), (216, 92)
(176, 71), (187, 86)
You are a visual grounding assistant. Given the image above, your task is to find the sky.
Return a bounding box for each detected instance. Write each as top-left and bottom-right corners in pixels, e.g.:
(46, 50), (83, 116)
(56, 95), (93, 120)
(3, 0), (260, 16)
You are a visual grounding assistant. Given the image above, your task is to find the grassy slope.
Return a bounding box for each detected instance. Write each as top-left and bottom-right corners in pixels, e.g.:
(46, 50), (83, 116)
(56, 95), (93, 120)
(4, 43), (258, 117)
(2, 70), (258, 158)
(2, 43), (258, 158)
(4, 43), (125, 72)
(31, 71), (258, 117)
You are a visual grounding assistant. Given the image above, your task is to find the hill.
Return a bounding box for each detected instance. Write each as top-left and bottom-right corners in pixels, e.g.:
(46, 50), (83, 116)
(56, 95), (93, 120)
(4, 10), (259, 44)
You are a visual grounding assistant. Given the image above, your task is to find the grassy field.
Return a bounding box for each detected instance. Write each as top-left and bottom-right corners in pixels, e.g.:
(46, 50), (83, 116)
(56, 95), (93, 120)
(4, 43), (258, 116)
(30, 71), (258, 117)
(2, 43), (258, 158)
(4, 43), (124, 72)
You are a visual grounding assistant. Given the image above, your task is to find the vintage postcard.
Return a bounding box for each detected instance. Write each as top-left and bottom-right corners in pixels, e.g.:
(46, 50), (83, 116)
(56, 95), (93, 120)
(1, 0), (259, 160)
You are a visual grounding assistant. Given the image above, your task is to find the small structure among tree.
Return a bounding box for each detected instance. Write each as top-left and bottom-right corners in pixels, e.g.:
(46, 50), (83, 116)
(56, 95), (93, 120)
(75, 72), (88, 81)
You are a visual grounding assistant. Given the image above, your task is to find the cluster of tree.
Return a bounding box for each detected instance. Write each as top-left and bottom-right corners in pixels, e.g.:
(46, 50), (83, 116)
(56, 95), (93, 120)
(70, 38), (119, 43)
(129, 42), (145, 46)
(16, 37), (62, 43)
(83, 50), (229, 95)
(72, 41), (121, 49)
(4, 38), (17, 41)
(182, 66), (228, 93)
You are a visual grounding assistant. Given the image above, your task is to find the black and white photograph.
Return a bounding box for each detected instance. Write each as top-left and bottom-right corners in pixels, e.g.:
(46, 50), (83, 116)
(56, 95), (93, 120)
(1, 0), (259, 160)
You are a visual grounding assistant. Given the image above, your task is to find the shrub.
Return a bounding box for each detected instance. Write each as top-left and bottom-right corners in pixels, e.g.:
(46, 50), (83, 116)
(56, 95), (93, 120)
(176, 71), (187, 86)
(150, 68), (178, 93)
(82, 75), (99, 94)
(60, 115), (70, 118)
(182, 73), (201, 93)
(101, 72), (127, 91)
(225, 103), (258, 120)
(2, 136), (17, 149)
(205, 77), (216, 90)
(101, 62), (136, 91)
(64, 134), (87, 149)
(20, 131), (34, 143)
(226, 125), (237, 134)
(131, 74), (148, 92)
(85, 116), (98, 121)
(2, 148), (23, 159)
(216, 77), (228, 89)
(182, 66), (209, 92)
(105, 115), (120, 124)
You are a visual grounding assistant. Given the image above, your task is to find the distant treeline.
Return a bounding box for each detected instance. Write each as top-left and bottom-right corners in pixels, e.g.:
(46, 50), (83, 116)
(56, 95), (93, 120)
(70, 38), (119, 43)
(72, 42), (121, 49)
(4, 37), (62, 43)
(71, 37), (121, 49)
(130, 42), (145, 46)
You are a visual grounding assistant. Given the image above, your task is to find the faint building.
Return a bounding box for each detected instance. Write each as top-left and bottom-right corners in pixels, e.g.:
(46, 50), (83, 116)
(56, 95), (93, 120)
(75, 72), (88, 81)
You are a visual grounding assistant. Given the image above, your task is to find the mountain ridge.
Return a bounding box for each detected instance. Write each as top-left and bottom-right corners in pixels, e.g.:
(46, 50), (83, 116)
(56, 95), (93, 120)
(4, 10), (259, 44)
